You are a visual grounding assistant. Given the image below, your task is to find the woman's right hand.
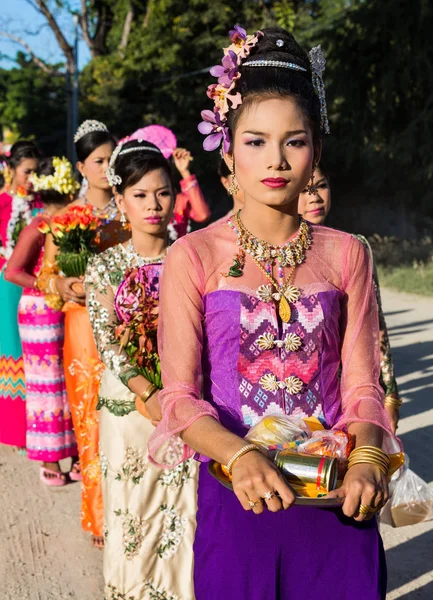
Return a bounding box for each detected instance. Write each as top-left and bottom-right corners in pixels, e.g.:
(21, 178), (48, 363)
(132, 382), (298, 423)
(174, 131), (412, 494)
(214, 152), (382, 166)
(231, 450), (296, 514)
(56, 277), (86, 304)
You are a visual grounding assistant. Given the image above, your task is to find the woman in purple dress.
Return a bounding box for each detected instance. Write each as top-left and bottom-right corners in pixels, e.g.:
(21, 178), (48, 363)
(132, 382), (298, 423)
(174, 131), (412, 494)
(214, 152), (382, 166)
(149, 26), (400, 599)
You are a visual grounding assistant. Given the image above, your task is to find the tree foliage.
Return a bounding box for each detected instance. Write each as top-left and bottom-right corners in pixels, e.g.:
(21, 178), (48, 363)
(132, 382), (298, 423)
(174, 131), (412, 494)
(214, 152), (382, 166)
(1, 0), (433, 231)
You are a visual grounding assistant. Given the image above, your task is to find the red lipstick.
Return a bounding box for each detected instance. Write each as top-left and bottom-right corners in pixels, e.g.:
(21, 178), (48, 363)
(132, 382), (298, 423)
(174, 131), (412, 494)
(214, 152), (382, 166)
(261, 178), (289, 188)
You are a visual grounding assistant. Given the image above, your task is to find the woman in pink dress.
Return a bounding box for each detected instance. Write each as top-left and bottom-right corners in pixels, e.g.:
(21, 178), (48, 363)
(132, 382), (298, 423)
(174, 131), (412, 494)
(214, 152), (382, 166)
(0, 141), (40, 450)
(5, 157), (79, 485)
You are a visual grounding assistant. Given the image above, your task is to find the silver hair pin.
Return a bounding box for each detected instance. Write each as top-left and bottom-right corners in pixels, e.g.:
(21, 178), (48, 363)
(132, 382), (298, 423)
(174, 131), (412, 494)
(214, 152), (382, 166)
(243, 59), (307, 72)
(74, 120), (109, 143)
(309, 45), (330, 134)
(106, 139), (162, 187)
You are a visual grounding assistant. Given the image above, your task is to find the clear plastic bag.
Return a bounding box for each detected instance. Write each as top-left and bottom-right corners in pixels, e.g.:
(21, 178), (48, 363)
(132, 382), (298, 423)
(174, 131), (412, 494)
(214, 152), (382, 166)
(245, 414), (310, 451)
(297, 429), (353, 460)
(380, 455), (433, 527)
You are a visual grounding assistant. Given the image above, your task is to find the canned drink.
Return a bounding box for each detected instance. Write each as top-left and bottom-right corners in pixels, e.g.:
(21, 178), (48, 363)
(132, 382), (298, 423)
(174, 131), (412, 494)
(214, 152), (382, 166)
(272, 450), (338, 494)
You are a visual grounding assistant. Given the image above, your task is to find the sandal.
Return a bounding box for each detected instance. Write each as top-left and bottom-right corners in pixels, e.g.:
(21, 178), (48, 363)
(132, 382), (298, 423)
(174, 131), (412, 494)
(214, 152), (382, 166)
(40, 466), (68, 487)
(69, 462), (82, 481)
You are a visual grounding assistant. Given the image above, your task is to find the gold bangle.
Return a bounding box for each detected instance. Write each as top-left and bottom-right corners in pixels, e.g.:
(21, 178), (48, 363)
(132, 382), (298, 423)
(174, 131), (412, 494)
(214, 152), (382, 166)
(348, 446), (391, 475)
(225, 444), (261, 475)
(140, 384), (157, 404)
(348, 451), (390, 468)
(348, 450), (390, 464)
(385, 396), (402, 409)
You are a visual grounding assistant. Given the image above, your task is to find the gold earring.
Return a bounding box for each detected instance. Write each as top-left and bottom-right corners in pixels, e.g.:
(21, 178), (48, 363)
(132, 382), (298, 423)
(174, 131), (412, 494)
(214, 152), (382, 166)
(228, 166), (239, 196)
(306, 166), (318, 195)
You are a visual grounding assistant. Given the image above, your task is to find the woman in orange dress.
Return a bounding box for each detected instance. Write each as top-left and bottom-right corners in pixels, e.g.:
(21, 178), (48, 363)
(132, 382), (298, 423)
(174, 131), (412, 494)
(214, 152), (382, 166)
(38, 120), (130, 548)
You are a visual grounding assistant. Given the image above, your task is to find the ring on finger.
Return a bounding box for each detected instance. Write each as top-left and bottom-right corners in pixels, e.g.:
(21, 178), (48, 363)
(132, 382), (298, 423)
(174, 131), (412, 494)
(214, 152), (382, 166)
(359, 504), (375, 516)
(248, 499), (260, 509)
(263, 491), (275, 501)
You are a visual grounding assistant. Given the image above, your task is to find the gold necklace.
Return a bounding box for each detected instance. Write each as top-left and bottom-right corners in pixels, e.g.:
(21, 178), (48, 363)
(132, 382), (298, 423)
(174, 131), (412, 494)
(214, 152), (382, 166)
(232, 211), (311, 267)
(227, 211), (311, 322)
(249, 255), (299, 322)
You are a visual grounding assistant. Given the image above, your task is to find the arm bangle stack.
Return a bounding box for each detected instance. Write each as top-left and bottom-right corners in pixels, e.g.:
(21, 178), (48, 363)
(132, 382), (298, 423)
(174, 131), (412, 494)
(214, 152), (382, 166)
(384, 396), (402, 409)
(140, 384), (157, 404)
(225, 444), (261, 475)
(348, 445), (391, 476)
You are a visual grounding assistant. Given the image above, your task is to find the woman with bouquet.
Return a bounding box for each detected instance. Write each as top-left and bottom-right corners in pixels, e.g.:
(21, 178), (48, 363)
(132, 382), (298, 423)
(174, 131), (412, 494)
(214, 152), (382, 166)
(5, 157), (78, 485)
(0, 140), (40, 450)
(149, 26), (401, 599)
(38, 120), (130, 547)
(84, 139), (197, 599)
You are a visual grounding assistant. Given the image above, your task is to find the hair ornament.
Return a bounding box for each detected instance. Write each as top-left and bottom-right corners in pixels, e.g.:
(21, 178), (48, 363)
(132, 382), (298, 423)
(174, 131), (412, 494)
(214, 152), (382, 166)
(243, 59), (307, 72)
(199, 27), (331, 153)
(309, 45), (330, 134)
(29, 156), (79, 196)
(74, 119), (109, 143)
(106, 138), (162, 187)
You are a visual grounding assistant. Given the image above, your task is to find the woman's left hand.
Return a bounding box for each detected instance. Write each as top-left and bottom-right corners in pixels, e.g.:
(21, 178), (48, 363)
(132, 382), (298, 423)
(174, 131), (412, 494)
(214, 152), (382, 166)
(326, 463), (389, 521)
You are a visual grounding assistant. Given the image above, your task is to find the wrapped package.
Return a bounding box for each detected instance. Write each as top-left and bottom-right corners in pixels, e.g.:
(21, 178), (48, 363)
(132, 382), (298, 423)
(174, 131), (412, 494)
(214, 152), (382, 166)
(245, 415), (310, 451)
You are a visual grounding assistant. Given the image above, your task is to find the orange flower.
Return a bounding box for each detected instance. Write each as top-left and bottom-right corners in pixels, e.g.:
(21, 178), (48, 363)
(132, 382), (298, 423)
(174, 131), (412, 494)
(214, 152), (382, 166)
(38, 221), (51, 234)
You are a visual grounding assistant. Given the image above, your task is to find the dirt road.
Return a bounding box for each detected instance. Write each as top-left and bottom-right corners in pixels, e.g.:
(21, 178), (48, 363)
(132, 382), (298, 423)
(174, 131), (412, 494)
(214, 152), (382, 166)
(0, 288), (432, 599)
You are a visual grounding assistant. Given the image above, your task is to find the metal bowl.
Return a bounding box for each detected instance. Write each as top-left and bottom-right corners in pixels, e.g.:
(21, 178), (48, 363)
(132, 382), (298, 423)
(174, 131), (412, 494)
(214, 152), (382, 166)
(208, 460), (344, 508)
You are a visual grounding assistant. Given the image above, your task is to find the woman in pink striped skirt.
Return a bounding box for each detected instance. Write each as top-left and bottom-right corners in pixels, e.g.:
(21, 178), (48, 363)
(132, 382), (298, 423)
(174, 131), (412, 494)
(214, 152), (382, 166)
(5, 157), (78, 485)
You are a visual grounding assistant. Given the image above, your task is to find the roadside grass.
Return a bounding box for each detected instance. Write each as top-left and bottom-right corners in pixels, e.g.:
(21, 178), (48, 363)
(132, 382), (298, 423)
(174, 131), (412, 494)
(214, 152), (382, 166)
(377, 262), (433, 297)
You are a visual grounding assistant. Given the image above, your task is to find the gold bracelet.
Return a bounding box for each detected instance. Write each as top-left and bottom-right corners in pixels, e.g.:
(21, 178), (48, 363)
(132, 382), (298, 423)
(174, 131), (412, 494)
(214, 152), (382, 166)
(348, 446), (391, 476)
(140, 384), (157, 404)
(225, 444), (261, 475)
(385, 396), (402, 409)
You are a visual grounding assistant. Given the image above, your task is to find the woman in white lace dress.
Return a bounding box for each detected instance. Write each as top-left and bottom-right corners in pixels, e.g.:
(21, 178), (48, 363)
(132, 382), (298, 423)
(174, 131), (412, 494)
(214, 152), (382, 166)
(85, 139), (197, 600)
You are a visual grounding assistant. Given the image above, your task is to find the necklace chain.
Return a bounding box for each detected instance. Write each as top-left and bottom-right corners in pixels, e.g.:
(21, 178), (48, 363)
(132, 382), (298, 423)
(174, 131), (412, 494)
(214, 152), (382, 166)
(233, 210), (312, 268)
(125, 240), (167, 266)
(228, 211), (312, 322)
(85, 196), (118, 222)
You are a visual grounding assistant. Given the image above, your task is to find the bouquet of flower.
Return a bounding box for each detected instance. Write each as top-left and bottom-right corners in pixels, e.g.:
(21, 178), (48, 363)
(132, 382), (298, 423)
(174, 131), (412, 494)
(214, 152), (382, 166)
(114, 265), (162, 389)
(39, 205), (101, 277)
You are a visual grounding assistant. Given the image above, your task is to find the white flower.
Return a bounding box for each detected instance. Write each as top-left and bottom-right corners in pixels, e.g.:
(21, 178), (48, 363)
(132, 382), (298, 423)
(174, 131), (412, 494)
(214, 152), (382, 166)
(285, 376), (303, 395)
(284, 333), (302, 352)
(259, 373), (279, 392)
(257, 284), (274, 303)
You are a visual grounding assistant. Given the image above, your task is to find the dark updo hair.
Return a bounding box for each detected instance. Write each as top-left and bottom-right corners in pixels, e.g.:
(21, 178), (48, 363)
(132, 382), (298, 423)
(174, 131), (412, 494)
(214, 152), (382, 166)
(113, 140), (176, 194)
(8, 140), (40, 170)
(35, 157), (72, 207)
(228, 27), (321, 142)
(75, 130), (116, 163)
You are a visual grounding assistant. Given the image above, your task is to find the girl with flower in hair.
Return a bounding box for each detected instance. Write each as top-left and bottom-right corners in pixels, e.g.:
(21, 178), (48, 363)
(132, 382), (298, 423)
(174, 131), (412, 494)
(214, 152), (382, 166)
(149, 26), (401, 599)
(84, 139), (197, 599)
(0, 140), (40, 451)
(5, 157), (78, 485)
(38, 120), (130, 547)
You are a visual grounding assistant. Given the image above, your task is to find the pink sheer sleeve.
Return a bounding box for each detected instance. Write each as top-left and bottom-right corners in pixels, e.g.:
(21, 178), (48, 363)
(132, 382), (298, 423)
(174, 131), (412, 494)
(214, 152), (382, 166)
(4, 219), (44, 289)
(148, 237), (219, 467)
(334, 236), (400, 452)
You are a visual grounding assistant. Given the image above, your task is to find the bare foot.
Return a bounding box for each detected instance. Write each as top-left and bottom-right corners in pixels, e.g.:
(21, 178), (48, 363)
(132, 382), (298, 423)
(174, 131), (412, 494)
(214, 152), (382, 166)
(91, 535), (104, 549)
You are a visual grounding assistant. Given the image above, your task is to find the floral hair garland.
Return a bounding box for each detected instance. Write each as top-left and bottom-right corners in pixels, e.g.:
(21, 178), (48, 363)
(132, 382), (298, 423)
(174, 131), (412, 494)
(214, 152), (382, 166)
(29, 156), (79, 196)
(198, 25), (330, 153)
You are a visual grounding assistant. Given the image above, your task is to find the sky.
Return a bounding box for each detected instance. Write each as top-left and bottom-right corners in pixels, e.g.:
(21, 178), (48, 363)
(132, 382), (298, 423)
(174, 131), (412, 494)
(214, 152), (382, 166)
(0, 0), (90, 71)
